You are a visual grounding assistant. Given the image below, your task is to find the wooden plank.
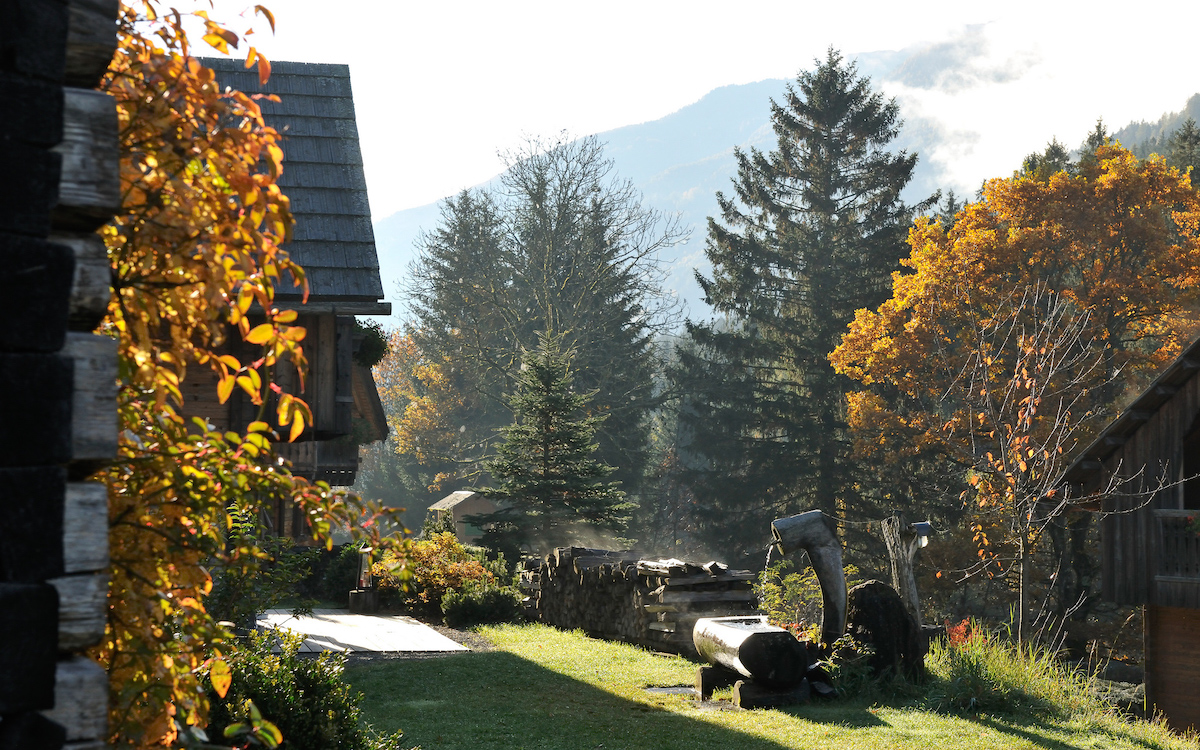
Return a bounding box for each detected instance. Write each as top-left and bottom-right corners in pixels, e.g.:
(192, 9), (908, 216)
(659, 590), (758, 604)
(314, 314), (336, 434)
(49, 573), (107, 651)
(663, 572), (756, 586)
(63, 482), (107, 574)
(334, 316), (354, 435)
(53, 234), (111, 331)
(41, 657), (106, 742)
(1147, 604), (1200, 732)
(51, 88), (120, 232)
(64, 332), (117, 462)
(64, 0), (121, 88)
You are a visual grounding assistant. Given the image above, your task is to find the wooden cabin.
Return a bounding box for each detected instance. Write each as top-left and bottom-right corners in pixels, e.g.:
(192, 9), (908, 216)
(181, 59), (391, 535)
(1062, 338), (1200, 731)
(427, 491), (498, 544)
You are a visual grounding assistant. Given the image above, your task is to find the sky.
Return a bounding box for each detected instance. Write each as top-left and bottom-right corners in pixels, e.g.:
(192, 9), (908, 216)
(195, 0), (1200, 220)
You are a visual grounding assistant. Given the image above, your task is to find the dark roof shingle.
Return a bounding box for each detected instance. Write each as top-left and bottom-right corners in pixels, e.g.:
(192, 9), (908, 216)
(202, 58), (386, 309)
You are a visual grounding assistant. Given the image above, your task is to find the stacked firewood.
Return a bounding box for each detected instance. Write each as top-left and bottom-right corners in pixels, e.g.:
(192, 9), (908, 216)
(519, 547), (761, 654)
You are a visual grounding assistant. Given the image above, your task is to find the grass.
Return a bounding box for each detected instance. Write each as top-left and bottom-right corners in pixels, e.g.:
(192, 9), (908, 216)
(343, 623), (1199, 750)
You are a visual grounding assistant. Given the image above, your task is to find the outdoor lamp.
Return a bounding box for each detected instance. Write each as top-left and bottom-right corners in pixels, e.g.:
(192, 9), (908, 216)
(910, 521), (934, 548)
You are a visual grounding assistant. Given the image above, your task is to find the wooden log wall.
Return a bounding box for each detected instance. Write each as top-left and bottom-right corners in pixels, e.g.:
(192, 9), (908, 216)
(0, 1), (119, 748)
(519, 548), (761, 656)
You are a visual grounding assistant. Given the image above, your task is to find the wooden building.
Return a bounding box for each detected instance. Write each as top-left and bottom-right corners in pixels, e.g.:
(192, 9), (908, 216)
(428, 491), (498, 544)
(1062, 337), (1200, 731)
(180, 59), (391, 513)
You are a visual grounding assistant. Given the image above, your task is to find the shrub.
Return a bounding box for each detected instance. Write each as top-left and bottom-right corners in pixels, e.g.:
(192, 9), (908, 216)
(354, 319), (389, 368)
(924, 619), (1098, 717)
(312, 542), (368, 605)
(206, 511), (321, 630)
(204, 629), (404, 750)
(757, 558), (862, 637)
(373, 531), (499, 618)
(442, 582), (525, 627)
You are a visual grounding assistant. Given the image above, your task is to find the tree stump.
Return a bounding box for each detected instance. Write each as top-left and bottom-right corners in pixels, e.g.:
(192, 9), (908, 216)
(846, 580), (924, 682)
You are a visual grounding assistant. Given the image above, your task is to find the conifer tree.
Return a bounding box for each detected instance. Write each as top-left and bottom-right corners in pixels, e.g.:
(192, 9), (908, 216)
(1168, 118), (1200, 175)
(476, 332), (633, 554)
(675, 49), (929, 556)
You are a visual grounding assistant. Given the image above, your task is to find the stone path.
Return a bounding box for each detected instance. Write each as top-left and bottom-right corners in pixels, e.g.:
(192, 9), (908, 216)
(255, 609), (469, 654)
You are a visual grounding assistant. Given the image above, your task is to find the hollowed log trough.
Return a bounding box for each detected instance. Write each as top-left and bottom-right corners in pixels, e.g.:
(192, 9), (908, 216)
(692, 615), (832, 708)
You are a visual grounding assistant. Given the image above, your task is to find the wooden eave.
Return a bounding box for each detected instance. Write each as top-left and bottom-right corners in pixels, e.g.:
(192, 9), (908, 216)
(1059, 336), (1200, 489)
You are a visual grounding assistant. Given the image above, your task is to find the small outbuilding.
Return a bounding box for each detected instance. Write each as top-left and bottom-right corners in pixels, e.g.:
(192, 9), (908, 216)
(428, 491), (497, 544)
(1062, 336), (1200, 731)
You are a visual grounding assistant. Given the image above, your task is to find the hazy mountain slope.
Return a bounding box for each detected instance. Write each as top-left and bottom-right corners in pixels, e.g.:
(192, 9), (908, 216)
(1111, 94), (1200, 155)
(372, 49), (961, 326)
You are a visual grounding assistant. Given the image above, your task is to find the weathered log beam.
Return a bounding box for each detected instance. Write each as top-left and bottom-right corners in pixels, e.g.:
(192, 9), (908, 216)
(64, 0), (119, 88)
(41, 656), (107, 742)
(64, 332), (118, 468)
(51, 88), (120, 232)
(55, 234), (110, 331)
(771, 510), (846, 646)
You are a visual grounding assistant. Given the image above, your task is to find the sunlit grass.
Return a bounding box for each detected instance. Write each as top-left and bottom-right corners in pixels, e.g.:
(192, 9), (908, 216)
(344, 623), (1198, 750)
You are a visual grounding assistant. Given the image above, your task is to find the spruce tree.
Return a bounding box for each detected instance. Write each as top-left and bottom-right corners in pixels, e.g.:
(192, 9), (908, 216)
(1168, 118), (1200, 175)
(675, 49), (929, 556)
(475, 332), (633, 554)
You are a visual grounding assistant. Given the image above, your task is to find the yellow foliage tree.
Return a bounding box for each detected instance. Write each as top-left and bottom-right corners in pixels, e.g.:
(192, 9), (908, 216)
(93, 3), (407, 746)
(831, 144), (1200, 640)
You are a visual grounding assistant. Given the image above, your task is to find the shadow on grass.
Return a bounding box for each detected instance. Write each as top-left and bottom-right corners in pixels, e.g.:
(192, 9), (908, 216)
(971, 716), (1079, 750)
(346, 651), (798, 750)
(775, 702), (886, 728)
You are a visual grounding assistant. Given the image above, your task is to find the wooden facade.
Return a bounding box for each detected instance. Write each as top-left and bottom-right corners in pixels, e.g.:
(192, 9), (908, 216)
(0, 0), (121, 746)
(1063, 337), (1200, 730)
(179, 59), (392, 493)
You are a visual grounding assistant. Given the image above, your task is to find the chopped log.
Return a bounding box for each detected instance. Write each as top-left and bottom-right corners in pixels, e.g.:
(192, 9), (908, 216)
(64, 332), (118, 464)
(49, 573), (107, 651)
(41, 657), (106, 742)
(692, 615), (807, 687)
(63, 482), (108, 574)
(55, 234), (111, 331)
(51, 88), (120, 232)
(65, 0), (121, 88)
(732, 679), (810, 709)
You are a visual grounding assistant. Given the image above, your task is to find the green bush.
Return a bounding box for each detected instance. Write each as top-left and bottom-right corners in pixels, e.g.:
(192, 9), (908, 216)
(374, 532), (514, 620)
(204, 629), (404, 750)
(757, 558), (861, 636)
(442, 582), (525, 627)
(924, 621), (1098, 717)
(313, 542), (368, 605)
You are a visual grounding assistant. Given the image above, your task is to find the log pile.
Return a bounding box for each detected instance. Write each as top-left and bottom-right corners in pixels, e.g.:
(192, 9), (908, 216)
(519, 547), (761, 654)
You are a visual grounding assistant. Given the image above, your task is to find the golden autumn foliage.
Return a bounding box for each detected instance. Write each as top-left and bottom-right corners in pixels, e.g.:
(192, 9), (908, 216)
(92, 3), (407, 746)
(830, 144), (1200, 635)
(376, 328), (482, 492)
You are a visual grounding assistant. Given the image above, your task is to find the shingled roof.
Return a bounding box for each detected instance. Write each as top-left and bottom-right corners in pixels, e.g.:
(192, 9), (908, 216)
(203, 58), (389, 314)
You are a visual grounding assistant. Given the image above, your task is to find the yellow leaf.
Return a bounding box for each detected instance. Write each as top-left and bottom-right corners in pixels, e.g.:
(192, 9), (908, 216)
(236, 375), (257, 397)
(210, 657), (232, 699)
(273, 309), (297, 323)
(289, 412), (304, 442)
(246, 323), (274, 344)
(247, 420), (270, 433)
(217, 375), (235, 404)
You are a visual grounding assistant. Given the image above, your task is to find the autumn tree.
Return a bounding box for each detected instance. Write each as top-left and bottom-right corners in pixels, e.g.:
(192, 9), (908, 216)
(831, 143), (1200, 638)
(674, 49), (930, 556)
(95, 4), (405, 745)
(406, 136), (684, 499)
(475, 332), (632, 554)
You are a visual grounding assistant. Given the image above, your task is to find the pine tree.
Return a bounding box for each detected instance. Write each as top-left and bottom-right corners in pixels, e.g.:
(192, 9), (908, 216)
(475, 332), (633, 554)
(1168, 118), (1200, 175)
(675, 49), (929, 556)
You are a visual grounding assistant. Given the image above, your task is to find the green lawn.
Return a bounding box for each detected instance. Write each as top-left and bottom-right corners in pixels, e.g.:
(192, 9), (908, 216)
(344, 624), (1198, 750)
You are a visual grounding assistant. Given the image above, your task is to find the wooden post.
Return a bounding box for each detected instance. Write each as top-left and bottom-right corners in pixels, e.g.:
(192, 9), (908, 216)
(882, 514), (924, 628)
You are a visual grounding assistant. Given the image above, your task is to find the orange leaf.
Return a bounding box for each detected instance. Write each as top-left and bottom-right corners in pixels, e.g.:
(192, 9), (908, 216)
(254, 5), (276, 33)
